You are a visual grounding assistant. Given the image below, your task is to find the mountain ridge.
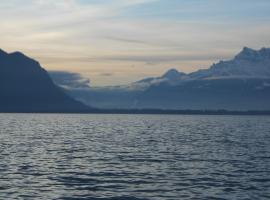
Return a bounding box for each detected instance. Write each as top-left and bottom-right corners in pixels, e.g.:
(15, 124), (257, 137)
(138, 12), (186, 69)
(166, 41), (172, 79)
(0, 49), (92, 113)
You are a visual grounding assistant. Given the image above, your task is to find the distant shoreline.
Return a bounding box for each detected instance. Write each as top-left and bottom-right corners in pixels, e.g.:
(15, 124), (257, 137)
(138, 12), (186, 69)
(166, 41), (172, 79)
(1, 109), (270, 115)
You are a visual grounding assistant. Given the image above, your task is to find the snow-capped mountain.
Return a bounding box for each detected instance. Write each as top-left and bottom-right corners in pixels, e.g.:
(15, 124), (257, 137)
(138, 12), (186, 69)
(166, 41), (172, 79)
(190, 47), (270, 79)
(127, 69), (188, 90)
(161, 68), (187, 81)
(122, 47), (270, 90)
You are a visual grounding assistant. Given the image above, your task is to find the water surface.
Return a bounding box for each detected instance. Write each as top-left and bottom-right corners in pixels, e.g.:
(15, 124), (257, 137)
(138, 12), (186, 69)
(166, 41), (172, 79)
(0, 114), (270, 200)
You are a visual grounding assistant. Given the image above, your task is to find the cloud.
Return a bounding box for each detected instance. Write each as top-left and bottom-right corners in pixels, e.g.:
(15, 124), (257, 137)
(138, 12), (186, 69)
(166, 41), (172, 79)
(49, 71), (90, 90)
(97, 52), (234, 63)
(34, 50), (233, 65)
(99, 73), (114, 77)
(0, 0), (270, 86)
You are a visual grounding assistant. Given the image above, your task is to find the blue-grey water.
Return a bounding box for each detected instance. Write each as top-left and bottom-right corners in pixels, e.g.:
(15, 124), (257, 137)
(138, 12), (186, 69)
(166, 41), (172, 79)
(0, 114), (270, 200)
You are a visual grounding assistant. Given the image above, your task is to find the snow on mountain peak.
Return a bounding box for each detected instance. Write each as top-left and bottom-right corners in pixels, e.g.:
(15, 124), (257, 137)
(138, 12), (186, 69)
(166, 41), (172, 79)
(235, 47), (270, 61)
(190, 47), (270, 79)
(162, 68), (186, 80)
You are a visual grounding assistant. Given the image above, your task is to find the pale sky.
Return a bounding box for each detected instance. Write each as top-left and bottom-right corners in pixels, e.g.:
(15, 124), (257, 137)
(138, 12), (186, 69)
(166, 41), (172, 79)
(1, 0), (270, 86)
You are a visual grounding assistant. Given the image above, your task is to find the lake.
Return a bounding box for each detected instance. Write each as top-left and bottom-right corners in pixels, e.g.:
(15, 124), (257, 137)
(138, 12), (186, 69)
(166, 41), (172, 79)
(0, 114), (270, 200)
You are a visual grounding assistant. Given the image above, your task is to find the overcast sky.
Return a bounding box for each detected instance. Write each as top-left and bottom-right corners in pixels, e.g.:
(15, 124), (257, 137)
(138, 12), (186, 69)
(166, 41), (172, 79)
(1, 0), (270, 86)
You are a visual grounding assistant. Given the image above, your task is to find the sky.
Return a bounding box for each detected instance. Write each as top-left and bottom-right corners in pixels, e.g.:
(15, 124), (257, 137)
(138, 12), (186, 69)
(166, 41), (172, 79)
(1, 0), (270, 86)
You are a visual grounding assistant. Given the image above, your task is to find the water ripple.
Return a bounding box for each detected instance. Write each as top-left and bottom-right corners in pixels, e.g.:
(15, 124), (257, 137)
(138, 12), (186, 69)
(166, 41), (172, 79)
(0, 114), (270, 200)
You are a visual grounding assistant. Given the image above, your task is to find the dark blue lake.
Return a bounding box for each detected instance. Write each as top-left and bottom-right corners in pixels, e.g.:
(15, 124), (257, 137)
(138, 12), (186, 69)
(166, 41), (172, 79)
(0, 114), (270, 200)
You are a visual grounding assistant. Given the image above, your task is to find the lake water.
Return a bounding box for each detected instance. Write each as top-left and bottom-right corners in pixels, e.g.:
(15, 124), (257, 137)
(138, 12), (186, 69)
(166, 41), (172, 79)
(0, 114), (270, 200)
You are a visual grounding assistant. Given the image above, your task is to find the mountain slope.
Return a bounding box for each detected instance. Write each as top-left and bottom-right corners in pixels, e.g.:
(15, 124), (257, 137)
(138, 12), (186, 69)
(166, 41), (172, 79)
(0, 49), (91, 113)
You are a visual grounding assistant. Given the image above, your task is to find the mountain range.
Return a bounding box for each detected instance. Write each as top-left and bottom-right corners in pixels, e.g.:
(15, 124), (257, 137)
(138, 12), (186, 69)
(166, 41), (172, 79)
(51, 47), (270, 110)
(0, 49), (91, 113)
(0, 47), (269, 112)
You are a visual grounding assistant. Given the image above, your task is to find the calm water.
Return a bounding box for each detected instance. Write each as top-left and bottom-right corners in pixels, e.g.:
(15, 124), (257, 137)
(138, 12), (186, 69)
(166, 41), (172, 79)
(0, 114), (270, 200)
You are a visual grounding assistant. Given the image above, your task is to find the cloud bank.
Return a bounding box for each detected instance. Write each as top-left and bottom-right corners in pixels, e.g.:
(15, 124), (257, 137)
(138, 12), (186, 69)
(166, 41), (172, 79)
(49, 71), (90, 90)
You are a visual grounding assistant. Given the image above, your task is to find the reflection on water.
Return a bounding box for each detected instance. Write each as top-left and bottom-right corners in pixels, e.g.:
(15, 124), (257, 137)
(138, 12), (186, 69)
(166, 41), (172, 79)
(0, 114), (270, 200)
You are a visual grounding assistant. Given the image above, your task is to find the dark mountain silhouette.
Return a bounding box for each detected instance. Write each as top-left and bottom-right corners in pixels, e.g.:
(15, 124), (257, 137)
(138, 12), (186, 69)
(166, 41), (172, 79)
(52, 47), (270, 111)
(0, 49), (91, 113)
(134, 78), (270, 110)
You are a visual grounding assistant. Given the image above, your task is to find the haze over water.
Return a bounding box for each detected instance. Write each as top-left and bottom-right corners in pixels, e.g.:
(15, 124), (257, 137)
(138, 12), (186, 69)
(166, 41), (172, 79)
(0, 114), (270, 200)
